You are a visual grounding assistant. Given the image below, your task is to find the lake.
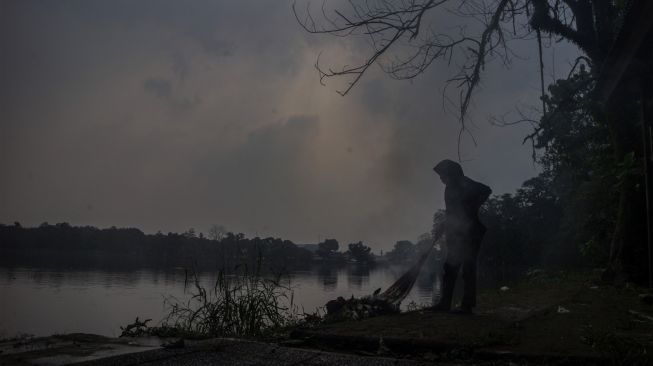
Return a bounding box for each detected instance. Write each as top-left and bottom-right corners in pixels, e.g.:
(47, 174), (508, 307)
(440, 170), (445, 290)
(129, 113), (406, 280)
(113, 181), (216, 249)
(0, 264), (441, 338)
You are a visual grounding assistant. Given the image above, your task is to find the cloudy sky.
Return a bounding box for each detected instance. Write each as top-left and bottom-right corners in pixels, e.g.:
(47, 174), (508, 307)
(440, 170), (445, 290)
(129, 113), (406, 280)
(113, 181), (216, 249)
(1, 1), (579, 250)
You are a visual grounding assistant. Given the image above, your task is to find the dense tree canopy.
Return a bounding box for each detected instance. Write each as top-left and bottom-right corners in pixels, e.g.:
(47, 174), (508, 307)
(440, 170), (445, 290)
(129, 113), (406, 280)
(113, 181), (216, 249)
(316, 238), (344, 261)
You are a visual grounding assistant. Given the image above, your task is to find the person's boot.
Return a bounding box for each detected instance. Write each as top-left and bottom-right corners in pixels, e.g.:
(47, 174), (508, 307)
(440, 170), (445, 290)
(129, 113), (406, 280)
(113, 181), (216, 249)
(427, 302), (451, 312)
(429, 264), (456, 312)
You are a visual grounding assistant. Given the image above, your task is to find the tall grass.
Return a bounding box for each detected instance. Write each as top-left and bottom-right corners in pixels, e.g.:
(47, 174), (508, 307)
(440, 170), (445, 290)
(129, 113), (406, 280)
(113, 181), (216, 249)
(159, 262), (299, 339)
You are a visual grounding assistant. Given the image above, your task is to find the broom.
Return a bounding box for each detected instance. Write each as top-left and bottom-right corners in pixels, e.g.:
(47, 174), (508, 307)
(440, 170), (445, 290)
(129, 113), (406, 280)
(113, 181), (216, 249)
(377, 243), (436, 305)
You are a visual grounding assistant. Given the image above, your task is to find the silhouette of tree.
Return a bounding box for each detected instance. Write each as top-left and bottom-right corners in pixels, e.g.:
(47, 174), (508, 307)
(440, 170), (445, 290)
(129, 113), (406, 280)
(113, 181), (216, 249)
(386, 240), (416, 264)
(295, 1), (631, 132)
(346, 241), (375, 263)
(183, 228), (197, 238)
(208, 224), (227, 241)
(316, 238), (342, 261)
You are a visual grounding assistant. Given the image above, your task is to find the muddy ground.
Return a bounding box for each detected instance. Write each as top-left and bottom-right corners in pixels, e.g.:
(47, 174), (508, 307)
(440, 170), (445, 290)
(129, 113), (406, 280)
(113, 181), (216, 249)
(290, 271), (653, 365)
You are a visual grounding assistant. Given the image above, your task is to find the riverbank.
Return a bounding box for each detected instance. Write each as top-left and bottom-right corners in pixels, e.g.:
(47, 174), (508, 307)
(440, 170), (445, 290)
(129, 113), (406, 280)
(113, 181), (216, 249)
(291, 270), (653, 364)
(1, 334), (437, 365)
(2, 271), (652, 365)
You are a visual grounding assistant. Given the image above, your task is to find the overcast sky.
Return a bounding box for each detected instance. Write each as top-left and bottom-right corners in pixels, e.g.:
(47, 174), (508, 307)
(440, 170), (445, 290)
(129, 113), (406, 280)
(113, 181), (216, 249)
(0, 1), (580, 250)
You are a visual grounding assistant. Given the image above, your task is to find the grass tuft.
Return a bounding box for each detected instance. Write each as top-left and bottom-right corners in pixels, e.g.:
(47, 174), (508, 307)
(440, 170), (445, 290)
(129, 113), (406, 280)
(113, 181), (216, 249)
(155, 262), (301, 339)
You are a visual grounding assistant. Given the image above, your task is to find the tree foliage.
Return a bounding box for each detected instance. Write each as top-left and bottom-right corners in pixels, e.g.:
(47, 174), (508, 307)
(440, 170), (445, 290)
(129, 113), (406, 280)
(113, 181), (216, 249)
(347, 241), (375, 263)
(299, 0), (652, 281)
(477, 64), (647, 280)
(316, 238), (344, 261)
(386, 240), (417, 263)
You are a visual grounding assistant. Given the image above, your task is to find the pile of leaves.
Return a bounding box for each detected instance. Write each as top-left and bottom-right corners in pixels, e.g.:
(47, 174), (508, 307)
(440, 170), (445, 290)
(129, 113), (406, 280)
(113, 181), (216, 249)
(325, 292), (399, 321)
(322, 247), (435, 322)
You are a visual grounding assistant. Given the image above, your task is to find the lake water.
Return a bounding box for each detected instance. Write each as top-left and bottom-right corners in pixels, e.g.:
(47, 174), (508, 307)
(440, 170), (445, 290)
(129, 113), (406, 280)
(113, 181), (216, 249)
(0, 265), (441, 338)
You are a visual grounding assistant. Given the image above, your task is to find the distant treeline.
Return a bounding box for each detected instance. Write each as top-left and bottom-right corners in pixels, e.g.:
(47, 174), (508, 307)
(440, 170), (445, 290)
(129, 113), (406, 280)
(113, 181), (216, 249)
(0, 223), (315, 271)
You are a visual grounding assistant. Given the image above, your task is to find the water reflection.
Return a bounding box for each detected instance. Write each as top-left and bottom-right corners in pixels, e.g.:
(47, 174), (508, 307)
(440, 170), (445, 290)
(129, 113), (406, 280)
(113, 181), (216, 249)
(0, 264), (440, 338)
(346, 265), (370, 290)
(316, 266), (338, 291)
(415, 264), (437, 301)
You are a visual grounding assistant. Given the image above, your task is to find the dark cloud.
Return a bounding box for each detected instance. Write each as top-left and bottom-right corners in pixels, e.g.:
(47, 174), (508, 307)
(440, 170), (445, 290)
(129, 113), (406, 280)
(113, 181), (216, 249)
(143, 78), (172, 99)
(142, 77), (199, 111)
(171, 52), (190, 81)
(217, 115), (320, 187)
(0, 1), (580, 249)
(198, 115), (320, 237)
(196, 37), (236, 57)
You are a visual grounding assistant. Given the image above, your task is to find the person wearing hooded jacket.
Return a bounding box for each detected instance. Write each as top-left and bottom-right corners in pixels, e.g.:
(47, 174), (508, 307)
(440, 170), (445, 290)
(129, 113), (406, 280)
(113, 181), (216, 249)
(431, 159), (491, 314)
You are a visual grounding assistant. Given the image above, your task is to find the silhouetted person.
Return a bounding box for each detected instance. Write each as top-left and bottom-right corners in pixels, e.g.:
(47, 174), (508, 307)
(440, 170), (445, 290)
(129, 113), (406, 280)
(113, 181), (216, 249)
(431, 159), (491, 314)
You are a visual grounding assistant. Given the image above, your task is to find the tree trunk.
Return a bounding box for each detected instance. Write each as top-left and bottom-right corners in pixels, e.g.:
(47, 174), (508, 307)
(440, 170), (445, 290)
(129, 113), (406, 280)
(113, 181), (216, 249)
(602, 99), (628, 281)
(602, 180), (628, 281)
(602, 81), (647, 283)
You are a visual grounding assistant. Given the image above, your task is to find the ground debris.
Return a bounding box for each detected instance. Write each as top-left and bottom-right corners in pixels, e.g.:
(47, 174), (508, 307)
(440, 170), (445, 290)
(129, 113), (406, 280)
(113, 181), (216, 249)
(119, 317), (152, 337)
(557, 306), (571, 314)
(325, 294), (399, 321)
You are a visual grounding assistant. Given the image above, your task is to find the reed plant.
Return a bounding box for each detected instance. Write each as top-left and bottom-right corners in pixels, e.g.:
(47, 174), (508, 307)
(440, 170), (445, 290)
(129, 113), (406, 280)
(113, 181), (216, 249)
(159, 261), (299, 339)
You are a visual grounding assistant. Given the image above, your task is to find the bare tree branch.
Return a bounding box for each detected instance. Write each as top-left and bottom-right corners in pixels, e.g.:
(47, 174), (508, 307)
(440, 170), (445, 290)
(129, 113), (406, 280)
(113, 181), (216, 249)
(294, 0), (606, 158)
